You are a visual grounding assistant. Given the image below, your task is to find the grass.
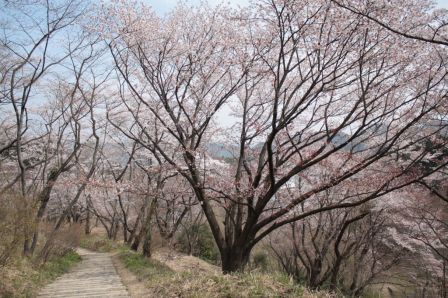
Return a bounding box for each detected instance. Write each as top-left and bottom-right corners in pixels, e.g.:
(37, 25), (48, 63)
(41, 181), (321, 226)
(82, 233), (334, 297)
(0, 250), (81, 298)
(36, 250), (81, 281)
(118, 249), (329, 298)
(80, 234), (124, 253)
(119, 250), (173, 280)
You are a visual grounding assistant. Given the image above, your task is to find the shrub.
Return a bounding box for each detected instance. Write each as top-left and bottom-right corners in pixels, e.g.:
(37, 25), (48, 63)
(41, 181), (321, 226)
(177, 223), (220, 263)
(39, 223), (82, 262)
(252, 251), (269, 271)
(0, 193), (36, 267)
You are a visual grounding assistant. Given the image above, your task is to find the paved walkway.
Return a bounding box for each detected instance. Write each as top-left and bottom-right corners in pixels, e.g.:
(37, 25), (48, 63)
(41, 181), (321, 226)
(38, 248), (130, 298)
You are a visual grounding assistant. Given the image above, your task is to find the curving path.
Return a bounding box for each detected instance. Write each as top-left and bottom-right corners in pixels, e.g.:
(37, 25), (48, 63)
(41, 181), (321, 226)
(38, 248), (130, 298)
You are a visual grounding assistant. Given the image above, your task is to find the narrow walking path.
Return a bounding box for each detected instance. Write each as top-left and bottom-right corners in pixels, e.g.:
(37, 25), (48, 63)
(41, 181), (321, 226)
(38, 248), (130, 298)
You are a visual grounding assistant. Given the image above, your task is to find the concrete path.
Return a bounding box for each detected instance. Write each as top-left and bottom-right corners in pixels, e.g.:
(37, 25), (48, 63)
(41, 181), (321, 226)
(38, 248), (130, 298)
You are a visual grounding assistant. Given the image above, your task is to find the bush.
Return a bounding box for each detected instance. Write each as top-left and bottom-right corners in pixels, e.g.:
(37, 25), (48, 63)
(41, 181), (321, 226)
(177, 223), (220, 263)
(39, 223), (82, 262)
(252, 251), (269, 272)
(0, 193), (36, 267)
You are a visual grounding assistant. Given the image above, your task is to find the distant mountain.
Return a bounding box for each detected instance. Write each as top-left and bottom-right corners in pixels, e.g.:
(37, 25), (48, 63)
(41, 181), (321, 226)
(331, 132), (366, 153)
(206, 143), (237, 159)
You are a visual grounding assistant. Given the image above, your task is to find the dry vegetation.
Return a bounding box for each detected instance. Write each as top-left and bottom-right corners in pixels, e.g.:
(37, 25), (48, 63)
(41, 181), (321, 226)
(81, 232), (334, 298)
(0, 250), (81, 297)
(0, 195), (83, 297)
(119, 248), (333, 298)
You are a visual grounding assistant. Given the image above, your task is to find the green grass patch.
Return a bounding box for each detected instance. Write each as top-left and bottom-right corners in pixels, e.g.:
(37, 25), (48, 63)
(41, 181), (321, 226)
(37, 250), (81, 281)
(119, 250), (173, 282)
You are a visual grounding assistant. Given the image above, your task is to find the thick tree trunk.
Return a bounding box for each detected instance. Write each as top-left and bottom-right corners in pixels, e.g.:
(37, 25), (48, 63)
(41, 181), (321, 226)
(220, 246), (251, 273)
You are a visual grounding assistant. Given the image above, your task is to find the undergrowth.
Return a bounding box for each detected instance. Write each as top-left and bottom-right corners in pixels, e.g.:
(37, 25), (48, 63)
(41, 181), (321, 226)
(118, 249), (327, 298)
(80, 234), (123, 252)
(119, 250), (173, 281)
(0, 250), (81, 297)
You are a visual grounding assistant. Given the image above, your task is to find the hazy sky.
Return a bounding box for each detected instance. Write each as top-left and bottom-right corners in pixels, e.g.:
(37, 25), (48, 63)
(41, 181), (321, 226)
(438, 0), (448, 8)
(149, 0), (248, 14)
(148, 0), (448, 15)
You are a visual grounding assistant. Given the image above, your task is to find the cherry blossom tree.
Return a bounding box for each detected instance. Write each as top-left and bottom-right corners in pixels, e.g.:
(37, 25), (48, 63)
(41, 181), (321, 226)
(100, 0), (448, 272)
(0, 0), (110, 256)
(0, 0), (89, 197)
(331, 0), (448, 46)
(270, 199), (403, 295)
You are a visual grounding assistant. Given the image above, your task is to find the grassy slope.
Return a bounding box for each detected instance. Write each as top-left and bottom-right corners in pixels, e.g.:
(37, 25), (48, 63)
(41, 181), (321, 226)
(80, 233), (334, 297)
(0, 250), (81, 297)
(118, 250), (331, 298)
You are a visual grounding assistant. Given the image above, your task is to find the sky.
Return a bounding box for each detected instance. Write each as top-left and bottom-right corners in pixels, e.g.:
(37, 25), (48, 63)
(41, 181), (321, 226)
(149, 0), (248, 15)
(438, 0), (448, 9)
(148, 0), (448, 15)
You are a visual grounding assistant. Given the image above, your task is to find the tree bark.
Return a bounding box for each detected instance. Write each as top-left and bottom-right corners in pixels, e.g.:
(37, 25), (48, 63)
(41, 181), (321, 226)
(85, 207), (91, 235)
(130, 228), (142, 251)
(220, 246), (251, 273)
(142, 197), (157, 257)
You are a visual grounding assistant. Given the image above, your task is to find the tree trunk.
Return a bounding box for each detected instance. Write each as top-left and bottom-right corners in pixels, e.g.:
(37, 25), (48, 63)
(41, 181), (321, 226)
(309, 258), (323, 289)
(29, 165), (75, 255)
(23, 239), (31, 256)
(122, 223), (128, 242)
(220, 246), (251, 273)
(329, 257), (342, 290)
(141, 197), (157, 257)
(85, 207), (91, 235)
(112, 220), (119, 241)
(126, 210), (142, 245)
(30, 231), (39, 254)
(142, 226), (152, 257)
(131, 227), (143, 251)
